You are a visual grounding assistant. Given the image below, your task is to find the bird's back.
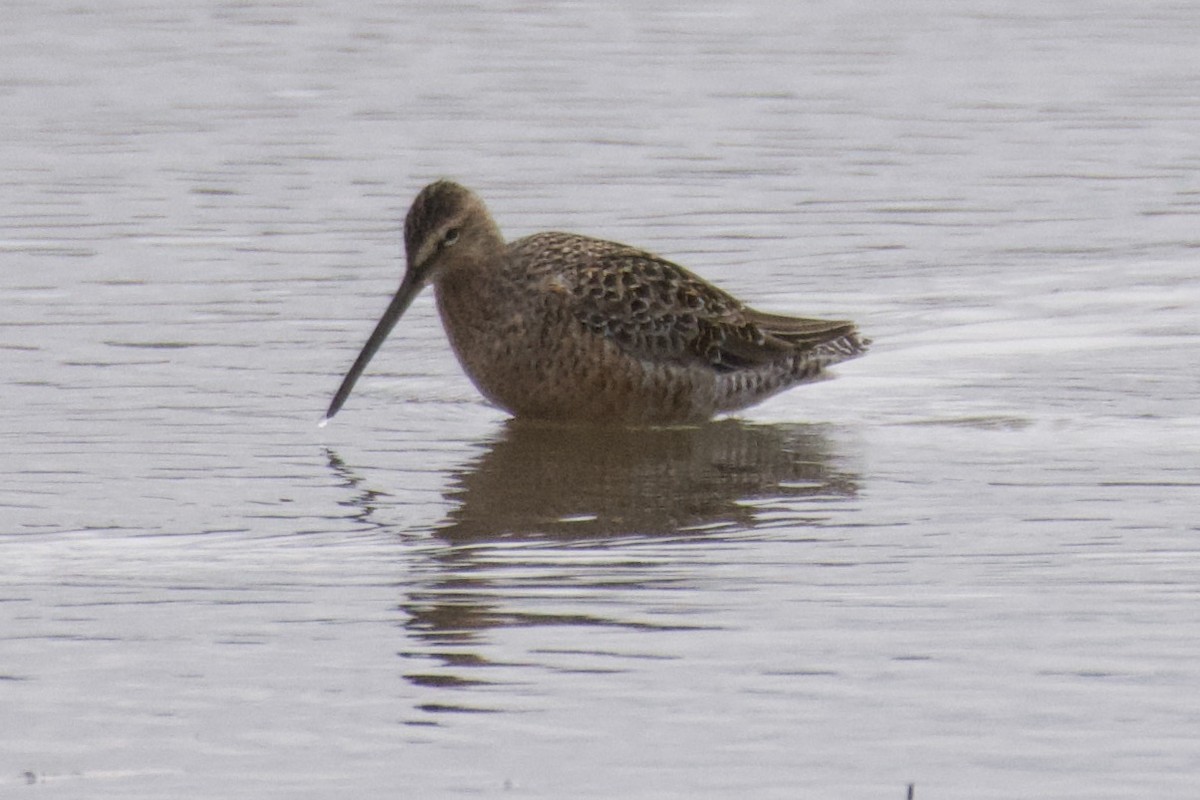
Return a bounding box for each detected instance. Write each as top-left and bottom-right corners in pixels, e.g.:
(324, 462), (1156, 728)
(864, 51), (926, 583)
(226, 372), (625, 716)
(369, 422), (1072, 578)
(506, 231), (866, 369)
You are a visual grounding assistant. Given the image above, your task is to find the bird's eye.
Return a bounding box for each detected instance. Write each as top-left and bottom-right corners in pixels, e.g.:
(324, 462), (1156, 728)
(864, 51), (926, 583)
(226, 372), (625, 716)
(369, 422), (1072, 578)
(443, 227), (461, 247)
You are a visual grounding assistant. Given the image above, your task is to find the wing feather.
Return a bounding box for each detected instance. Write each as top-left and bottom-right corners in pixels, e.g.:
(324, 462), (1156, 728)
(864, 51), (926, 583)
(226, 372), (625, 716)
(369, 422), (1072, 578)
(549, 238), (866, 371)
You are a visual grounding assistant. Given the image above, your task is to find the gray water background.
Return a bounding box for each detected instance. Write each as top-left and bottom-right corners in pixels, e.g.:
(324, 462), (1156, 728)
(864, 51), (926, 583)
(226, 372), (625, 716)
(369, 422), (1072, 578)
(2, 1), (1199, 797)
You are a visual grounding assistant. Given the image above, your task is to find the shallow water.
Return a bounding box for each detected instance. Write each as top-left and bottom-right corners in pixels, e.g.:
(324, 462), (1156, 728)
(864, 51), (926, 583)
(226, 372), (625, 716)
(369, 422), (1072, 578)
(3, 1), (1199, 797)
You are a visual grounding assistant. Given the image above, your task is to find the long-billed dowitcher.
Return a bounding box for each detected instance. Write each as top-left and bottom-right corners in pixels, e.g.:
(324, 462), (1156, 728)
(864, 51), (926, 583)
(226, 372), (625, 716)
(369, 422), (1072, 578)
(323, 181), (868, 425)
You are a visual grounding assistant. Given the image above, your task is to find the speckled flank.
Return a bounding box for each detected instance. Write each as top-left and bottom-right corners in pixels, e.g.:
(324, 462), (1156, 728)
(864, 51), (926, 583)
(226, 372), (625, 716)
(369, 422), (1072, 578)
(328, 181), (869, 424)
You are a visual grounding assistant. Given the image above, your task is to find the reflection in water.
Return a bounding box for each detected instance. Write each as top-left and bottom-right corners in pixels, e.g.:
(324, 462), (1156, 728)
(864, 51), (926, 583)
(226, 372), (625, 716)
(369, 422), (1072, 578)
(325, 418), (858, 541)
(324, 449), (391, 528)
(326, 419), (859, 717)
(438, 418), (857, 541)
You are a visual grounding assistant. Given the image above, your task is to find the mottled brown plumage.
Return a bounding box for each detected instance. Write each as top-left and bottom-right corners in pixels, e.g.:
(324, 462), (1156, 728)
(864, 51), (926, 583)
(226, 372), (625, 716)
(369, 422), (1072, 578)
(325, 181), (868, 425)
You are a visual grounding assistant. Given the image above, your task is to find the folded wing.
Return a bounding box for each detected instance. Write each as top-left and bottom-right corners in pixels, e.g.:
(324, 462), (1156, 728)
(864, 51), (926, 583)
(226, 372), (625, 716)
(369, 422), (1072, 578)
(565, 246), (867, 372)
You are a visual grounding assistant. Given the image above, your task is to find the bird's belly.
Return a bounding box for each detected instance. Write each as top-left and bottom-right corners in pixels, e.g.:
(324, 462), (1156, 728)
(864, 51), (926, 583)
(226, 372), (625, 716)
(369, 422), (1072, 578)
(439, 307), (716, 424)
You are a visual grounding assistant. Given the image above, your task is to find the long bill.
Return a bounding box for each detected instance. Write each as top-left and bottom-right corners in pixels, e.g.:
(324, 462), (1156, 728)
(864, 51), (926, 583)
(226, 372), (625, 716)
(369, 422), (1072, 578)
(323, 271), (425, 422)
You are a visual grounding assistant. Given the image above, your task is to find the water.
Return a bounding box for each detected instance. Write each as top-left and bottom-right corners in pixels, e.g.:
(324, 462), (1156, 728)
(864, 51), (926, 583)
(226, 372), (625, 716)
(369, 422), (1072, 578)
(3, 1), (1199, 797)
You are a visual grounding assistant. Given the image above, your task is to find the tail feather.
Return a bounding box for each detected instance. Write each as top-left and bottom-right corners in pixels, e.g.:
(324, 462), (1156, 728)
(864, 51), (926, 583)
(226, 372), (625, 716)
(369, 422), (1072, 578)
(747, 309), (870, 362)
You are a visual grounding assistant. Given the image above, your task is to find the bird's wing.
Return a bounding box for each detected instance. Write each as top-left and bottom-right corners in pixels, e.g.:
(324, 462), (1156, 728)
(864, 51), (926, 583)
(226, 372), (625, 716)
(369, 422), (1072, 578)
(562, 245), (861, 371)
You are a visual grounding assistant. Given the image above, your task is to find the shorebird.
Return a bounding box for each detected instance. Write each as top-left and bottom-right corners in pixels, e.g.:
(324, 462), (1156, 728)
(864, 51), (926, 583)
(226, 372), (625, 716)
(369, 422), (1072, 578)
(323, 181), (868, 425)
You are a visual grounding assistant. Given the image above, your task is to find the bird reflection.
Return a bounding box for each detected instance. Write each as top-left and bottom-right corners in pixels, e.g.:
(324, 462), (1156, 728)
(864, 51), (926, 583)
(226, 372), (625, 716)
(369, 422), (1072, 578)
(436, 418), (857, 541)
(325, 418), (859, 718)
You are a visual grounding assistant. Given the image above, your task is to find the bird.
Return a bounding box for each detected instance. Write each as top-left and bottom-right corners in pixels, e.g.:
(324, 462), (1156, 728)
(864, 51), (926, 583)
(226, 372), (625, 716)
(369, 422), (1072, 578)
(323, 180), (868, 426)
